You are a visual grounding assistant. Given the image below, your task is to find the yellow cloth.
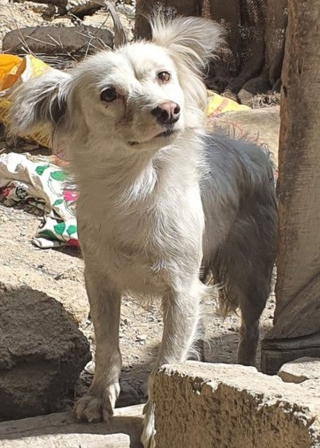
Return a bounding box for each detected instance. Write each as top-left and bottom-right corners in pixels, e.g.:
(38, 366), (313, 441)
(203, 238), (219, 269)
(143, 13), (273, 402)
(206, 90), (250, 117)
(0, 54), (50, 148)
(0, 54), (24, 91)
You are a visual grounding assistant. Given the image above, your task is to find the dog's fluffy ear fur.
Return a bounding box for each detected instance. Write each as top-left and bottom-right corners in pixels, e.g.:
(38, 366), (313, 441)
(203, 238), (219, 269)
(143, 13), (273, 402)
(150, 15), (223, 72)
(9, 69), (71, 137)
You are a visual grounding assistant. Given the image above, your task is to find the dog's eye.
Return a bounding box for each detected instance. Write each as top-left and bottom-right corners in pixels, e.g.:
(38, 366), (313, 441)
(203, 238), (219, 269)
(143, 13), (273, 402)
(157, 71), (171, 84)
(100, 88), (118, 102)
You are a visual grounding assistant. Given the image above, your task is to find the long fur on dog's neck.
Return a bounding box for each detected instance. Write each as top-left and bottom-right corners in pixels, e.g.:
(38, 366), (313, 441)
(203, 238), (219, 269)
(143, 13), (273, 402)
(70, 131), (207, 237)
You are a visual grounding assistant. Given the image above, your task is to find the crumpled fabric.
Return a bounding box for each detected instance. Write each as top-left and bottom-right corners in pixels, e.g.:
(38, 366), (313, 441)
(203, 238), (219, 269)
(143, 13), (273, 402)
(0, 54), (51, 148)
(206, 90), (250, 118)
(0, 152), (79, 248)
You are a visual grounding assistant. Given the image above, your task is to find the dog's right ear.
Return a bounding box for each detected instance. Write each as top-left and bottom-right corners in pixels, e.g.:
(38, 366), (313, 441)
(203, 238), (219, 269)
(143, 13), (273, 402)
(9, 69), (71, 138)
(150, 15), (224, 72)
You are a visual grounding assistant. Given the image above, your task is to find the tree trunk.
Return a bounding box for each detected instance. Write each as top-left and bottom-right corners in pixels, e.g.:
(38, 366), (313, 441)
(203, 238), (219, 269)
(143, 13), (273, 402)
(261, 0), (320, 374)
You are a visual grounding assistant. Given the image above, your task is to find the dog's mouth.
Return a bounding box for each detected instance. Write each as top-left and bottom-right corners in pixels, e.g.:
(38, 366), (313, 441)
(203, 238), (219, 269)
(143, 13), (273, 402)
(128, 128), (178, 146)
(155, 128), (176, 139)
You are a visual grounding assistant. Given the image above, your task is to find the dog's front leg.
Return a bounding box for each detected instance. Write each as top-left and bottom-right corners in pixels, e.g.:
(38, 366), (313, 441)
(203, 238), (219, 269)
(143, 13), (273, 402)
(75, 267), (122, 423)
(141, 282), (201, 448)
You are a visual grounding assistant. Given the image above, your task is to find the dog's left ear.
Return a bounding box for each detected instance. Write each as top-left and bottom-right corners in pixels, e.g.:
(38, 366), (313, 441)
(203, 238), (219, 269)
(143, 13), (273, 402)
(9, 69), (71, 138)
(150, 15), (224, 71)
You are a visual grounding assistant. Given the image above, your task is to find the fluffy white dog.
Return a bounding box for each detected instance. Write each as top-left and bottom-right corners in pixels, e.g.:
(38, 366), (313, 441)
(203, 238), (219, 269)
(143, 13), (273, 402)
(10, 15), (277, 448)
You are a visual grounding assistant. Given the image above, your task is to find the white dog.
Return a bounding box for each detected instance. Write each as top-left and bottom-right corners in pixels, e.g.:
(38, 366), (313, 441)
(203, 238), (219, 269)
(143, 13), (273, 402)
(10, 15), (277, 448)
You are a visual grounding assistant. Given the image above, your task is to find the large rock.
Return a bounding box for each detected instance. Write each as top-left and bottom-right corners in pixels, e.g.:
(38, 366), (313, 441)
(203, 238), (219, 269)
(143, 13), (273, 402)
(0, 284), (91, 419)
(66, 0), (101, 17)
(2, 25), (113, 55)
(153, 362), (320, 448)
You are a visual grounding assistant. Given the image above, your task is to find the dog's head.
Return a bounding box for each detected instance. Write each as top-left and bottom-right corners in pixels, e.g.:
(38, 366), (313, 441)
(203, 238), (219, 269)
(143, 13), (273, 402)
(10, 16), (222, 154)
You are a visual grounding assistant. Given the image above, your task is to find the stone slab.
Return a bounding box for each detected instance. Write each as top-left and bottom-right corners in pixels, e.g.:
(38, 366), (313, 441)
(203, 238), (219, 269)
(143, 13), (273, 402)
(0, 404), (144, 448)
(153, 362), (320, 448)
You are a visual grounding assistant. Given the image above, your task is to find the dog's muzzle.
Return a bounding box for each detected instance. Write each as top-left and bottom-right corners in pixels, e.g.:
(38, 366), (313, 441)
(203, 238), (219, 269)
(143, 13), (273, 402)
(128, 101), (181, 146)
(151, 101), (181, 126)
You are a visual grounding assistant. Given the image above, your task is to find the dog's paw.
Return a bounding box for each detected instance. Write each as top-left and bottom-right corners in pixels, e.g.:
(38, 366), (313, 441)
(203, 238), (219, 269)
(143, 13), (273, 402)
(141, 400), (156, 448)
(74, 382), (120, 423)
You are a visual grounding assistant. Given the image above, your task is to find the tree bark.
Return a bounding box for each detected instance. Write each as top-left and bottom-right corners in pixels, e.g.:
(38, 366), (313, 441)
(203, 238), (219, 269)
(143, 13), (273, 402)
(261, 0), (320, 374)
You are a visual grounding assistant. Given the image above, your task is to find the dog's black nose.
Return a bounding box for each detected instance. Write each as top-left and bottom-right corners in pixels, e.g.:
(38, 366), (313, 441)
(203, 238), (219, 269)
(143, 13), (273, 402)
(151, 101), (181, 125)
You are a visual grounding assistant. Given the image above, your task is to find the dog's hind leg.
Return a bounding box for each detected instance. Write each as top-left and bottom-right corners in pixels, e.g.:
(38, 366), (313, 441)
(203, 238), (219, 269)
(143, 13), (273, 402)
(212, 256), (272, 367)
(237, 281), (270, 366)
(74, 266), (122, 423)
(141, 281), (202, 448)
(210, 212), (275, 367)
(236, 209), (276, 365)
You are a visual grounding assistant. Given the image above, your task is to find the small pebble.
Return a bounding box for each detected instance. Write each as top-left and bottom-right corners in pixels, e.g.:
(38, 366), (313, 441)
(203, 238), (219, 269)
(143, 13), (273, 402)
(136, 334), (147, 341)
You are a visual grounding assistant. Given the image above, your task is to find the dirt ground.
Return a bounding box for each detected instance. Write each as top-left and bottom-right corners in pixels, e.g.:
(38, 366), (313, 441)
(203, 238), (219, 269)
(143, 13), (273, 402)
(0, 0), (275, 414)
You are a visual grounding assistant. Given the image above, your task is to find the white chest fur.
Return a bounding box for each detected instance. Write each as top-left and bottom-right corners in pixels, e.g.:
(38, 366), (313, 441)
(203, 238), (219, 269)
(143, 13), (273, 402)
(72, 140), (205, 295)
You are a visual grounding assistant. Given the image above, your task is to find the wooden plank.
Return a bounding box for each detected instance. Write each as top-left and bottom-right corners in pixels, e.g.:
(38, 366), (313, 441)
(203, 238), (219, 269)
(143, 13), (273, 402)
(0, 404), (144, 448)
(261, 0), (320, 373)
